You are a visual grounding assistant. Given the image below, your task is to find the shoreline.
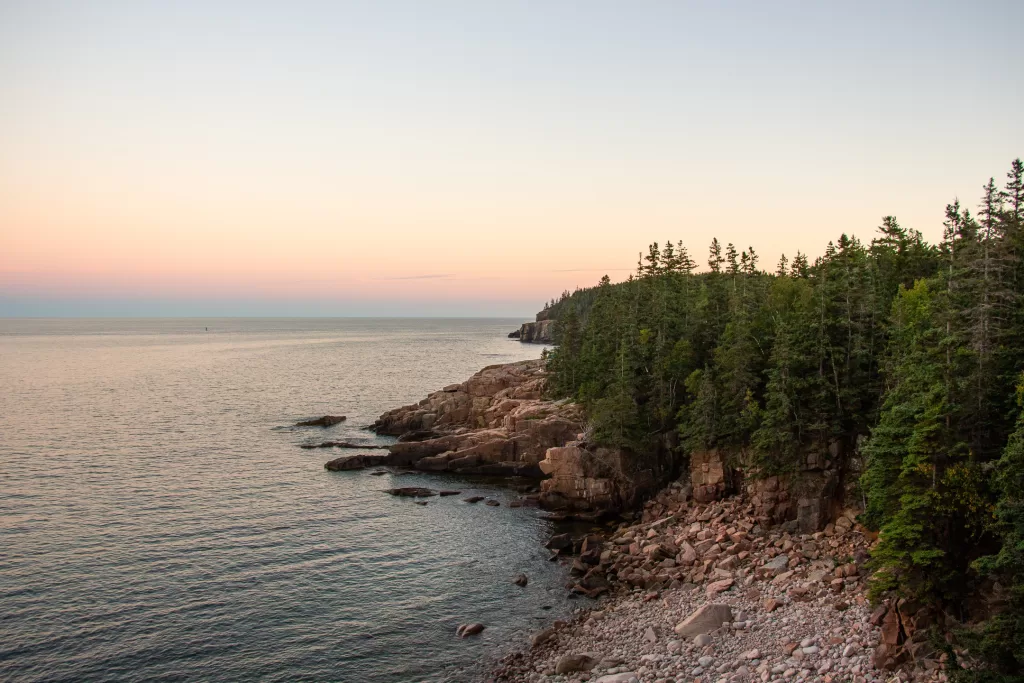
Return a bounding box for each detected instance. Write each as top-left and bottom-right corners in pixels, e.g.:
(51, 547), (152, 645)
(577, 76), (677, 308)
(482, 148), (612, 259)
(337, 357), (943, 683)
(484, 493), (891, 683)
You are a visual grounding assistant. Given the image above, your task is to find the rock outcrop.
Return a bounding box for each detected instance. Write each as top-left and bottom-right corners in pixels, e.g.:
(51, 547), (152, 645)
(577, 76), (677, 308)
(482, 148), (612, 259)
(688, 448), (843, 534)
(324, 360), (584, 478)
(536, 437), (683, 513)
(518, 319), (554, 344)
(326, 359), (848, 527)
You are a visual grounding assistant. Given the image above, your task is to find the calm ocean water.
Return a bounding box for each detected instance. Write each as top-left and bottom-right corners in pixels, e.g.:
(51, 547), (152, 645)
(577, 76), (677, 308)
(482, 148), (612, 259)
(0, 318), (581, 683)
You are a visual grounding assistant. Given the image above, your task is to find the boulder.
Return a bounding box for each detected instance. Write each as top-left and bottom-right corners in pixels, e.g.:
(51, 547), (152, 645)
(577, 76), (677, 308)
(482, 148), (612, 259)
(456, 623), (485, 638)
(679, 541), (697, 564)
(545, 533), (572, 551)
(593, 674), (639, 683)
(324, 454), (387, 471)
(513, 573), (528, 587)
(531, 627), (556, 647)
(555, 653), (599, 674)
(674, 603), (734, 639)
(763, 554), (790, 575)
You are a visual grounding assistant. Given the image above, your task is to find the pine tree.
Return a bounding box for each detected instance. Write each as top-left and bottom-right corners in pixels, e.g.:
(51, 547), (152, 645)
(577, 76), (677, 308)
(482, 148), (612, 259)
(966, 375), (1024, 677)
(776, 254), (789, 277)
(726, 243), (740, 275)
(791, 251), (809, 278)
(708, 238), (724, 273)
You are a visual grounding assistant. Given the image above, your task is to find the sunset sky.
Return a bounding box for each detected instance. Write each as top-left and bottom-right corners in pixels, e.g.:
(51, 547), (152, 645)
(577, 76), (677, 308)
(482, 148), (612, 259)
(2, 1), (1022, 317)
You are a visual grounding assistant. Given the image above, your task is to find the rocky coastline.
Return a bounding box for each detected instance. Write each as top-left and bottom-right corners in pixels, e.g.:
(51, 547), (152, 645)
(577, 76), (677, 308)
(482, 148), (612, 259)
(320, 359), (953, 683)
(508, 319), (554, 344)
(321, 359), (584, 480)
(484, 489), (951, 683)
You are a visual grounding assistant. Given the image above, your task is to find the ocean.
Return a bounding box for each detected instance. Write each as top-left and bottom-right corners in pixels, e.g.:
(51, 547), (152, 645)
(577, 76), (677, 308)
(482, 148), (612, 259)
(0, 318), (581, 682)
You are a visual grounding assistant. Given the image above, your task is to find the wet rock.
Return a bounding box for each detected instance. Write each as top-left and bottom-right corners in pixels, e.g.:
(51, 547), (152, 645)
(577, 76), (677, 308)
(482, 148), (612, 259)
(513, 573), (528, 587)
(545, 533), (572, 551)
(295, 415), (346, 427)
(385, 487), (435, 497)
(324, 454), (387, 471)
(301, 441), (387, 449)
(396, 429), (441, 442)
(456, 623), (485, 638)
(438, 490), (461, 496)
(485, 499), (501, 507)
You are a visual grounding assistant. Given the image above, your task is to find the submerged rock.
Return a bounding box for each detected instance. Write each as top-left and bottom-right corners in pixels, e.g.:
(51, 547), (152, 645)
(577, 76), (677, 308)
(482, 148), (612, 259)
(295, 415), (346, 427)
(301, 441), (388, 450)
(385, 487), (435, 498)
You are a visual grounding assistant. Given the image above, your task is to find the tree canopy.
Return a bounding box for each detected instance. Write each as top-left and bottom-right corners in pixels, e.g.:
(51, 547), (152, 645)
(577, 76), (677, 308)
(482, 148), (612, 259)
(545, 160), (1024, 679)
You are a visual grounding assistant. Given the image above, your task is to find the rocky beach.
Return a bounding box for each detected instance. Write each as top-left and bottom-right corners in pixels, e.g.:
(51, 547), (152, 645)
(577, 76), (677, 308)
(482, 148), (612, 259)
(488, 495), (902, 683)
(321, 358), (974, 683)
(320, 358), (957, 683)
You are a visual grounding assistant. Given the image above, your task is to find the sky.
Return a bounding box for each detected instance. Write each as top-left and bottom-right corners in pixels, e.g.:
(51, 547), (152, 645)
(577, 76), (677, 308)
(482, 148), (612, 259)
(1, 1), (1022, 318)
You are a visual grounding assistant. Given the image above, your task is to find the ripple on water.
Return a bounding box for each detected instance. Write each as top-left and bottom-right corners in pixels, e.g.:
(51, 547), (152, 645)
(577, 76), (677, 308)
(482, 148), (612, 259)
(0, 318), (573, 683)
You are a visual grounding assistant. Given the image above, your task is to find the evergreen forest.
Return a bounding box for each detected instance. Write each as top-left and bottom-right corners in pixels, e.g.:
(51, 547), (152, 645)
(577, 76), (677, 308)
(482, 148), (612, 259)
(544, 160), (1024, 679)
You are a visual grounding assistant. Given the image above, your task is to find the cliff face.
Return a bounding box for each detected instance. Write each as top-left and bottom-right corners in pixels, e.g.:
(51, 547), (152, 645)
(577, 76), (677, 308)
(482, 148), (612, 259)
(687, 449), (842, 534)
(518, 319), (553, 343)
(326, 359), (848, 531)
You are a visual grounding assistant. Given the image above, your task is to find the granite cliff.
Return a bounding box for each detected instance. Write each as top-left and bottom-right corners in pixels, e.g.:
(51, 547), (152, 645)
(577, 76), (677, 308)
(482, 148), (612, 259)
(324, 361), (843, 533)
(323, 360), (583, 478)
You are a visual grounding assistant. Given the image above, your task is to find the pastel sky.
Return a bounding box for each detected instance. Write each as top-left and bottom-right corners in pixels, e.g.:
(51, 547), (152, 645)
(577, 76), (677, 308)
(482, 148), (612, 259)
(1, 1), (1022, 317)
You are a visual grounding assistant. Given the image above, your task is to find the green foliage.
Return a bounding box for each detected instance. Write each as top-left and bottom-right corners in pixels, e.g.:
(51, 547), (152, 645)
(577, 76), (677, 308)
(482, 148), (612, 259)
(542, 159), (1024, 673)
(960, 376), (1024, 678)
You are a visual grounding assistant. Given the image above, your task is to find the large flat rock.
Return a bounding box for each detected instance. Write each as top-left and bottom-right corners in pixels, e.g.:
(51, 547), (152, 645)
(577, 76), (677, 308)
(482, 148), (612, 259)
(674, 603), (733, 639)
